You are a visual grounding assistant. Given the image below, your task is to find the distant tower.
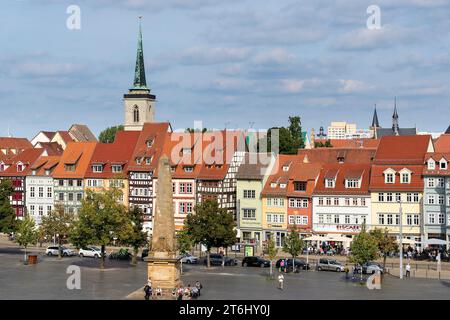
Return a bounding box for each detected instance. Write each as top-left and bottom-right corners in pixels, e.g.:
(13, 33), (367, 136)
(317, 126), (327, 139)
(124, 17), (156, 131)
(392, 98), (399, 136)
(370, 104), (380, 138)
(310, 128), (315, 149)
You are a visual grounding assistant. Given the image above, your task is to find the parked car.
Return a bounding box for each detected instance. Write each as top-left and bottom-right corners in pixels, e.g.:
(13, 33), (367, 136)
(204, 254), (238, 266)
(179, 254), (198, 264)
(109, 248), (132, 260)
(275, 258), (310, 271)
(355, 262), (384, 274)
(45, 246), (76, 257)
(79, 247), (102, 258)
(141, 248), (149, 261)
(242, 256), (270, 268)
(317, 258), (344, 272)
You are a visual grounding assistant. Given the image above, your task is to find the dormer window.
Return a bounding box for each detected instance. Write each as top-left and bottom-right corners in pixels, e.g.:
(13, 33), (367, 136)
(294, 181), (307, 191)
(16, 162), (24, 172)
(345, 179), (360, 188)
(184, 166), (194, 173)
(384, 169), (396, 184)
(45, 170), (50, 176)
(427, 159), (436, 170)
(280, 183), (286, 189)
(325, 178), (335, 188)
(65, 164), (76, 172)
(171, 166), (176, 172)
(282, 165), (289, 172)
(399, 168), (411, 184)
(136, 158), (142, 165)
(146, 139), (154, 148)
(271, 182), (277, 188)
(440, 159), (447, 170)
(32, 170), (37, 176)
(0, 163), (4, 172)
(92, 165), (103, 173)
(145, 157), (152, 165)
(111, 165), (123, 173)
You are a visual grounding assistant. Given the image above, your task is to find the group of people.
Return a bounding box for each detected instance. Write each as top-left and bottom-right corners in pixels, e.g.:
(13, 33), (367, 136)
(144, 278), (203, 300)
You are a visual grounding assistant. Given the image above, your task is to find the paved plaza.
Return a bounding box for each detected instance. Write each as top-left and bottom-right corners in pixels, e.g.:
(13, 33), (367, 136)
(1, 248), (450, 300)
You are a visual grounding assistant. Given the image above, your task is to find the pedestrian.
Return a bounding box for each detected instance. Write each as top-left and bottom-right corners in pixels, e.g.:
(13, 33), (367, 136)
(278, 273), (284, 290)
(184, 284), (192, 299)
(156, 286), (162, 297)
(177, 287), (184, 301)
(280, 259), (285, 273)
(195, 280), (203, 296)
(147, 277), (152, 287)
(144, 284), (152, 300)
(405, 263), (411, 278)
(344, 264), (350, 280)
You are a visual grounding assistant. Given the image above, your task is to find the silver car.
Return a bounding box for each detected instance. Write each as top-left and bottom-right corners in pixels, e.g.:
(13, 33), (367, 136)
(317, 259), (345, 272)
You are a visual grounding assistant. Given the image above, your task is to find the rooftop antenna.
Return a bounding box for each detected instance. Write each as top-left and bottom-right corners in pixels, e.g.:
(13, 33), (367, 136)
(249, 122), (255, 129)
(7, 125), (12, 138)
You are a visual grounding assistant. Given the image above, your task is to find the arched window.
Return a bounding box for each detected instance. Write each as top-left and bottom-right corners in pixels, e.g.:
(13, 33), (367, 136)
(133, 106), (140, 123)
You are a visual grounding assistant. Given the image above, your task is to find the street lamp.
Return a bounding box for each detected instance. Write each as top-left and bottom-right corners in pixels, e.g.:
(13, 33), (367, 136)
(398, 199), (403, 280)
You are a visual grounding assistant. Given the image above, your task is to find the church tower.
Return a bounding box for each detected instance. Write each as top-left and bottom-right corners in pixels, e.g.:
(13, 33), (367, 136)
(392, 98), (399, 136)
(369, 104), (380, 138)
(124, 18), (156, 131)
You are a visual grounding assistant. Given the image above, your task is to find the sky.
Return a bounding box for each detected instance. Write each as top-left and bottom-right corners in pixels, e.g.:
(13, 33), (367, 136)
(1, 0), (449, 139)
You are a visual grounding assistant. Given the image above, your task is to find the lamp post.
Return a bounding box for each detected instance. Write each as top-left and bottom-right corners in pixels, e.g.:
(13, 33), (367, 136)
(398, 200), (403, 280)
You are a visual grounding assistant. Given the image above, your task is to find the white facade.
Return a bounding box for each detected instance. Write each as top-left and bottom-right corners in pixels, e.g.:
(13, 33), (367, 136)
(25, 175), (54, 225)
(312, 195), (371, 235)
(327, 122), (357, 140)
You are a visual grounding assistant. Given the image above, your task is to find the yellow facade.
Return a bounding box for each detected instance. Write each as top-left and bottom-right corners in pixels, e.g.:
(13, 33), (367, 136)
(261, 196), (288, 231)
(370, 192), (423, 236)
(84, 178), (130, 207)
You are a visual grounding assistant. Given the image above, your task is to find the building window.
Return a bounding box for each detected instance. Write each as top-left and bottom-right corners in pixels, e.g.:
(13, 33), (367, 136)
(413, 215), (419, 226)
(133, 106), (140, 123)
(428, 178), (435, 188)
(344, 215), (350, 224)
(326, 215), (332, 224)
(65, 164), (76, 172)
(243, 209), (256, 220)
(30, 187), (35, 198)
(58, 193), (64, 201)
(386, 193), (393, 202)
(68, 193), (74, 201)
(428, 195), (435, 205)
(59, 180), (64, 187)
(437, 178), (445, 188)
(387, 214), (393, 225)
(333, 198), (339, 206)
(318, 197), (323, 206)
(440, 160), (448, 170)
(361, 198), (366, 206)
(345, 179), (359, 188)
(47, 187), (52, 198)
(326, 197), (332, 206)
(38, 206), (43, 216)
(428, 213), (436, 224)
(294, 181), (307, 191)
(385, 173), (394, 184)
(77, 193), (82, 202)
(266, 214), (272, 223)
(352, 198), (358, 206)
(439, 213), (445, 224)
(318, 215), (324, 224)
(30, 205), (35, 215)
(407, 214), (412, 225)
(112, 165), (123, 173)
(92, 165), (103, 173)
(38, 187), (44, 198)
(334, 215), (339, 224)
(427, 160), (435, 170)
(401, 173), (410, 184)
(77, 180), (83, 187)
(345, 198), (350, 206)
(395, 193), (401, 202)
(325, 179), (335, 188)
(378, 193), (385, 202)
(243, 190), (256, 199)
(47, 206), (52, 214)
(184, 166), (194, 173)
(378, 214), (385, 225)
(438, 195), (444, 205)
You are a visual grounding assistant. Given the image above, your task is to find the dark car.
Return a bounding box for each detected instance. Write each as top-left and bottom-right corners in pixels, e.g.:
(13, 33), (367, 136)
(204, 254), (237, 266)
(275, 258), (310, 271)
(141, 249), (149, 261)
(242, 256), (270, 268)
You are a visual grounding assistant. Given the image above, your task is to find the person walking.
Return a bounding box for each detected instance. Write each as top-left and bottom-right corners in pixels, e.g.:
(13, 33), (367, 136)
(195, 281), (203, 296)
(278, 273), (285, 290)
(405, 263), (411, 278)
(280, 259), (285, 273)
(344, 264), (350, 280)
(144, 284), (152, 300)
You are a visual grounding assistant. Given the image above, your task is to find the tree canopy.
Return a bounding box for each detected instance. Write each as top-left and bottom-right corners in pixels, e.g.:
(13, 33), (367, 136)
(122, 206), (148, 265)
(0, 180), (16, 233)
(15, 216), (38, 256)
(349, 223), (379, 267)
(283, 224), (304, 259)
(98, 125), (124, 143)
(260, 116), (305, 154)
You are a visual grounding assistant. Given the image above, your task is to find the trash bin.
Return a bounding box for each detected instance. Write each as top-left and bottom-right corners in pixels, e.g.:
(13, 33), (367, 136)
(28, 255), (38, 265)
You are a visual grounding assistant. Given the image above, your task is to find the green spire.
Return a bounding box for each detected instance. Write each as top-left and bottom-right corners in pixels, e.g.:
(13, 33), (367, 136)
(133, 17), (148, 90)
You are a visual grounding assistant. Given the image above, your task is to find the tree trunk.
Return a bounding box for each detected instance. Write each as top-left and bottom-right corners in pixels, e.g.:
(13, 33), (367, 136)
(207, 251), (210, 268)
(131, 247), (138, 266)
(270, 260), (273, 277)
(24, 246), (27, 263)
(100, 245), (105, 269)
(58, 237), (62, 260)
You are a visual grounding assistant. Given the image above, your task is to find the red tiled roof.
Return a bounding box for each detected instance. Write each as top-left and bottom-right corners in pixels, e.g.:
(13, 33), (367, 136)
(298, 148), (375, 164)
(0, 148), (45, 177)
(85, 131), (140, 178)
(52, 142), (97, 178)
(423, 153), (450, 176)
(30, 156), (61, 176)
(36, 142), (64, 156)
(369, 164), (423, 191)
(56, 131), (74, 144)
(262, 154), (321, 197)
(0, 137), (33, 161)
(314, 163), (371, 195)
(373, 135), (432, 165)
(434, 134), (450, 153)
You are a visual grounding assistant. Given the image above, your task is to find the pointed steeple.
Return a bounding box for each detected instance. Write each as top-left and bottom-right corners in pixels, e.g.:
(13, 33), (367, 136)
(371, 104), (380, 128)
(133, 17), (148, 90)
(392, 97), (399, 134)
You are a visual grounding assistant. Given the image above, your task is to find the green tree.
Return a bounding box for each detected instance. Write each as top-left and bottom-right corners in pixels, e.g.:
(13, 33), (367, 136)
(0, 180), (16, 233)
(40, 203), (75, 259)
(370, 228), (398, 270)
(185, 128), (208, 133)
(265, 237), (278, 277)
(350, 223), (379, 281)
(98, 125), (124, 143)
(282, 224), (304, 271)
(69, 188), (132, 269)
(15, 216), (38, 261)
(184, 200), (237, 268)
(324, 140), (333, 148)
(122, 206), (148, 266)
(288, 116), (305, 149)
(177, 229), (194, 255)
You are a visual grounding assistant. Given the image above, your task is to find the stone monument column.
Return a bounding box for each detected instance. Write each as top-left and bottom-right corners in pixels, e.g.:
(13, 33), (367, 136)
(146, 155), (180, 291)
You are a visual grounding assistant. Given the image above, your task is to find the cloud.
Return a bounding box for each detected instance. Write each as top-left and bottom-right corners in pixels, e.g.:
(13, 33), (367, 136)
(338, 79), (373, 94)
(332, 25), (422, 51)
(175, 47), (252, 66)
